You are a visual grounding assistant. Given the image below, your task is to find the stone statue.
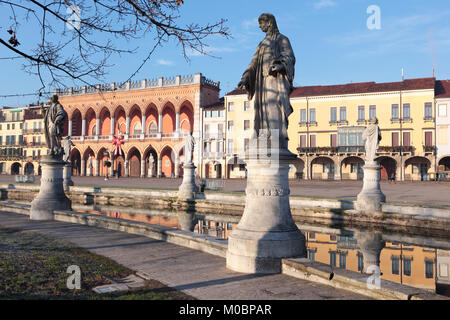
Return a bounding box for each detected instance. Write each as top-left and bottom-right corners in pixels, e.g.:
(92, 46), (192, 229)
(87, 156), (93, 169)
(237, 13), (295, 151)
(148, 154), (154, 177)
(185, 131), (195, 164)
(62, 136), (75, 162)
(42, 95), (67, 157)
(362, 117), (382, 163)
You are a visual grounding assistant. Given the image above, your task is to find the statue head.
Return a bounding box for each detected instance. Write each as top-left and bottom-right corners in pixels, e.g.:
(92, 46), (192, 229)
(51, 95), (59, 103)
(258, 13), (279, 34)
(371, 117), (379, 124)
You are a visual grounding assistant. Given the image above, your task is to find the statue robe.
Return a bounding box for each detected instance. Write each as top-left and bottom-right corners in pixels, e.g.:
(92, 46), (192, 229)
(241, 31), (295, 149)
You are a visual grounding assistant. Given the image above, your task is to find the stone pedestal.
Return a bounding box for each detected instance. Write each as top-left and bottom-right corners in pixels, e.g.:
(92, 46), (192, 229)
(178, 163), (198, 200)
(355, 231), (386, 273)
(30, 156), (72, 220)
(355, 162), (386, 213)
(226, 152), (306, 274)
(63, 162), (74, 191)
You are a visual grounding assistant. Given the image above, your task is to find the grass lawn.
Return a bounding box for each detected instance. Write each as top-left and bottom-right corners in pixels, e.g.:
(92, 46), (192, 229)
(0, 225), (194, 300)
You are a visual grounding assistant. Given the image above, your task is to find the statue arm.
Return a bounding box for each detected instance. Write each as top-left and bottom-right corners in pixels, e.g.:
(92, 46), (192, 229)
(275, 36), (295, 83)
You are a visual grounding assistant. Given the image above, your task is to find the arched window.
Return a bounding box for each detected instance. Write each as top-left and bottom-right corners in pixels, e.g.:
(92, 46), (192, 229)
(133, 122), (142, 135)
(118, 122), (126, 134)
(91, 124), (96, 136)
(148, 121), (157, 133)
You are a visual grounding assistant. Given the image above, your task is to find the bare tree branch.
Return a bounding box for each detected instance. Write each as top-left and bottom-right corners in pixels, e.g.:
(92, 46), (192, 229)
(0, 0), (230, 91)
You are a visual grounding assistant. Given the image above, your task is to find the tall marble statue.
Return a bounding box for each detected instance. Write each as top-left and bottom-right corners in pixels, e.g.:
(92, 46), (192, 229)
(87, 156), (93, 175)
(237, 13), (295, 151)
(148, 154), (154, 177)
(62, 136), (75, 162)
(185, 131), (195, 164)
(362, 117), (382, 163)
(42, 95), (67, 157)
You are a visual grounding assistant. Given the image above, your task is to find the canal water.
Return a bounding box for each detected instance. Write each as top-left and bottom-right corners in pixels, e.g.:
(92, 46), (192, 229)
(74, 205), (450, 297)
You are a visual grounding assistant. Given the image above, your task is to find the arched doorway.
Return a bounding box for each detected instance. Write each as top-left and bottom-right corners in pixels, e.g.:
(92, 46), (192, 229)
(127, 148), (141, 177)
(405, 157), (431, 181)
(84, 148), (95, 176)
(289, 158), (305, 179)
(438, 156), (450, 171)
(160, 146), (174, 177)
(311, 157), (334, 180)
(341, 156), (364, 180)
(97, 147), (110, 177)
(11, 162), (21, 175)
(376, 156), (397, 180)
(24, 162), (34, 175)
(70, 148), (81, 175)
(144, 147), (158, 177)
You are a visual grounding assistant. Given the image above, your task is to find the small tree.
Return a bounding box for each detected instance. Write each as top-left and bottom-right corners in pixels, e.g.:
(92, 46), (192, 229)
(0, 0), (230, 90)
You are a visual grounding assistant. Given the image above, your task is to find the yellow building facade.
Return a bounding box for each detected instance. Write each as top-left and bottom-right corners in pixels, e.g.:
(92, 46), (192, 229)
(288, 78), (437, 181)
(223, 89), (254, 179)
(0, 107), (25, 175)
(22, 105), (47, 175)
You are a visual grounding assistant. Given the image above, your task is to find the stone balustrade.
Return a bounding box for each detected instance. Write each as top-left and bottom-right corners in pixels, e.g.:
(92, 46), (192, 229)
(54, 73), (220, 97)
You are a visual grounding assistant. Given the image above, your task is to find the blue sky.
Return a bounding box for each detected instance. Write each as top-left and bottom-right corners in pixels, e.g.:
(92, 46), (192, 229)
(1, 0), (450, 107)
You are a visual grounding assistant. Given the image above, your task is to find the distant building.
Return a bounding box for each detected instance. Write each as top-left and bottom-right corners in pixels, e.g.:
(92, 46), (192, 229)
(289, 78), (437, 181)
(22, 105), (46, 175)
(200, 97), (225, 178)
(55, 73), (220, 178)
(0, 106), (24, 174)
(435, 80), (450, 175)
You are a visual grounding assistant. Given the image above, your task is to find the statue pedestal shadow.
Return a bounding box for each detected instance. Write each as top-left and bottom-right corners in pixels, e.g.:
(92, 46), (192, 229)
(355, 162), (386, 213)
(30, 155), (72, 220)
(226, 150), (306, 274)
(178, 163), (198, 200)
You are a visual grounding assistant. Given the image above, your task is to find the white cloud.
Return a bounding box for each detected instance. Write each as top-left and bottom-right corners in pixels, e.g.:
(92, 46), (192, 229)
(314, 0), (337, 10)
(156, 59), (174, 66)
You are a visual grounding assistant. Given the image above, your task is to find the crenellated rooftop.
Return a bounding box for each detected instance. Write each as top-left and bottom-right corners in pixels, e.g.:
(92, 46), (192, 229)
(54, 73), (220, 97)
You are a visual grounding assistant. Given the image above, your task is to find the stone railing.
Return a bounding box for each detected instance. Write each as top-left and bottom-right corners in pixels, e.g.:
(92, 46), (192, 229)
(54, 73), (219, 97)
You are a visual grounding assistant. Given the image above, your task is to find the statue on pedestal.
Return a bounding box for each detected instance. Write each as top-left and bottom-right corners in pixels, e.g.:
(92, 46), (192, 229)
(184, 131), (195, 164)
(226, 13), (305, 274)
(237, 13), (295, 151)
(42, 95), (67, 158)
(62, 136), (75, 163)
(362, 117), (382, 164)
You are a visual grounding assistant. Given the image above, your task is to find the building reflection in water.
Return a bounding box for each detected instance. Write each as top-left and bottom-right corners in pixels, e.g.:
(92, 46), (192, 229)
(77, 207), (450, 297)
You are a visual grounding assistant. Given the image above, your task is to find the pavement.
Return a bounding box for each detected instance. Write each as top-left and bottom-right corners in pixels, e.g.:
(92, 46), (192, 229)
(0, 210), (369, 300)
(1, 174), (450, 206)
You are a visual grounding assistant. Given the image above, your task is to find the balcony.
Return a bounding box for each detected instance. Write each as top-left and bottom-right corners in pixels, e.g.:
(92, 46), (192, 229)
(423, 145), (435, 154)
(203, 152), (225, 159)
(297, 147), (338, 155)
(377, 146), (415, 154)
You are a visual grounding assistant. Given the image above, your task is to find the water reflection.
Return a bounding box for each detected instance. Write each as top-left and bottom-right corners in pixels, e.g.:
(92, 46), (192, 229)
(74, 205), (450, 297)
